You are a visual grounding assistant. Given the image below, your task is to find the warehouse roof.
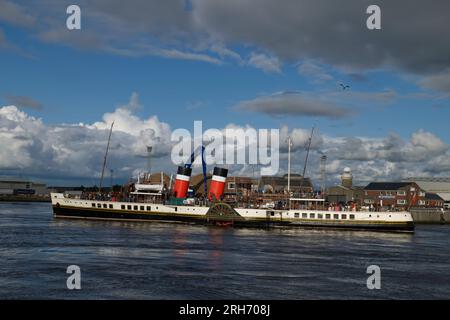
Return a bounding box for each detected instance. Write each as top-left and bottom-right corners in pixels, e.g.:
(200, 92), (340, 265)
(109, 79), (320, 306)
(410, 180), (450, 193)
(425, 193), (444, 201)
(436, 192), (450, 202)
(364, 182), (411, 190)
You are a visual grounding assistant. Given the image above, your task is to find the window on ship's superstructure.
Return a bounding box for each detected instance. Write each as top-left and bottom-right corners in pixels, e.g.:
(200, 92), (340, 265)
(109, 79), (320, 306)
(326, 214), (331, 219)
(109, 204), (113, 209)
(333, 214), (339, 219)
(294, 213), (299, 218)
(103, 204), (107, 208)
(341, 214), (347, 219)
(140, 206), (144, 211)
(302, 213), (307, 218)
(97, 204), (101, 208)
(92, 203), (96, 207)
(349, 214), (355, 220)
(127, 205), (131, 210)
(134, 205), (138, 210)
(121, 205), (125, 210)
(310, 213), (315, 219)
(146, 206), (151, 211)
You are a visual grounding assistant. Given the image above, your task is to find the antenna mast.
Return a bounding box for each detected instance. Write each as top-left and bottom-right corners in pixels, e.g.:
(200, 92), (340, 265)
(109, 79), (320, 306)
(299, 126), (315, 196)
(146, 146), (153, 181)
(99, 121), (114, 191)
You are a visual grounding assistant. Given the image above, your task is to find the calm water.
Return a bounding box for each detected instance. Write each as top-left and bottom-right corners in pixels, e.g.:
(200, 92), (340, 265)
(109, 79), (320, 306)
(0, 202), (449, 299)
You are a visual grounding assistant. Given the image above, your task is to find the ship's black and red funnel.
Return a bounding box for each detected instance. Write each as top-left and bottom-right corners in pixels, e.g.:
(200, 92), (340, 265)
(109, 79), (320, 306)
(208, 167), (228, 201)
(173, 166), (192, 198)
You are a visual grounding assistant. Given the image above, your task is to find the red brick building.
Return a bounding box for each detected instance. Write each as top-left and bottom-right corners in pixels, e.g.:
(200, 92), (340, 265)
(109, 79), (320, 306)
(363, 182), (443, 209)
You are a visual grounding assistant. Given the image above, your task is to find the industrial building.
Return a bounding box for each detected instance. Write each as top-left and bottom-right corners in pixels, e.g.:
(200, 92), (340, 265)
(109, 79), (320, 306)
(326, 169), (445, 209)
(224, 176), (256, 198)
(326, 168), (365, 205)
(363, 182), (444, 209)
(0, 178), (47, 195)
(259, 174), (313, 194)
(406, 177), (450, 209)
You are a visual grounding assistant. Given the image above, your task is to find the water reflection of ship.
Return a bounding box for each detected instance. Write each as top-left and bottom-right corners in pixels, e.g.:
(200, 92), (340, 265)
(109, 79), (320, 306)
(208, 228), (225, 270)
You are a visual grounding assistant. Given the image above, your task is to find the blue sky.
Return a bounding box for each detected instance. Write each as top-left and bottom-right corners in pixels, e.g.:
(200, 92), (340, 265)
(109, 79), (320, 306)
(1, 0), (450, 185)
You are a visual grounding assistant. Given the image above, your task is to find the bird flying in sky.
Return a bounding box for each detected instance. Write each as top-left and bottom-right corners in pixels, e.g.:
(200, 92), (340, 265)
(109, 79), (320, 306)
(340, 83), (350, 90)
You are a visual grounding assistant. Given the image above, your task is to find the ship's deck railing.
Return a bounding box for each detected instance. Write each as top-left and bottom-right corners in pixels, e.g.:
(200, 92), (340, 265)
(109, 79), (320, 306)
(66, 192), (409, 212)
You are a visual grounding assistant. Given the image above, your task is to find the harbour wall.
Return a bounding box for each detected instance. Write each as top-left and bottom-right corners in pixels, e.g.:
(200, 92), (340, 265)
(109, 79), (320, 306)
(410, 208), (450, 224)
(0, 195), (50, 203)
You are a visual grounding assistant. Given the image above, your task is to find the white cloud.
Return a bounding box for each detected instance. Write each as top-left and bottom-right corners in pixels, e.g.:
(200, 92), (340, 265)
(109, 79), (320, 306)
(275, 127), (450, 186)
(247, 52), (282, 74)
(2, 98), (450, 186)
(0, 94), (174, 183)
(297, 61), (333, 83)
(210, 44), (243, 63)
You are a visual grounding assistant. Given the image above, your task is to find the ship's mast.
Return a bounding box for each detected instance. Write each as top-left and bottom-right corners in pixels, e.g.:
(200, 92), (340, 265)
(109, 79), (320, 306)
(320, 154), (327, 198)
(99, 121), (114, 191)
(287, 136), (293, 209)
(287, 136), (292, 194)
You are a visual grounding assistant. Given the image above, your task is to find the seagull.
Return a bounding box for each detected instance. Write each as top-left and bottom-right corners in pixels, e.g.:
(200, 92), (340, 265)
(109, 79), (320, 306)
(340, 83), (350, 90)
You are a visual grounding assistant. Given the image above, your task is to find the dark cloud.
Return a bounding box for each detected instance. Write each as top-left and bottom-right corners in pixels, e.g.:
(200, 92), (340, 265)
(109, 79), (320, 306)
(419, 70), (450, 93)
(3, 0), (450, 78)
(193, 0), (450, 74)
(4, 95), (43, 110)
(0, 0), (36, 27)
(234, 91), (351, 119)
(348, 73), (368, 82)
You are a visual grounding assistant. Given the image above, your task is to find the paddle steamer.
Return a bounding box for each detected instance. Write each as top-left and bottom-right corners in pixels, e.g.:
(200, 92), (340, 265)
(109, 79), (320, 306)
(51, 124), (414, 233)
